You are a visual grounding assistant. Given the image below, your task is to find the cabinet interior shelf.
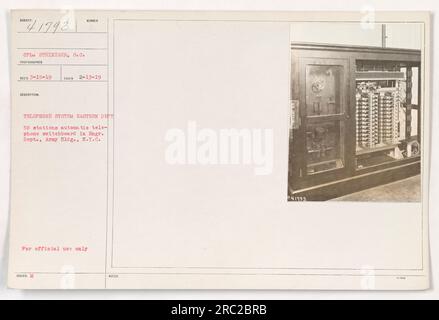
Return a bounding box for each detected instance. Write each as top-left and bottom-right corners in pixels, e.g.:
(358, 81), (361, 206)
(355, 71), (405, 81)
(356, 143), (398, 156)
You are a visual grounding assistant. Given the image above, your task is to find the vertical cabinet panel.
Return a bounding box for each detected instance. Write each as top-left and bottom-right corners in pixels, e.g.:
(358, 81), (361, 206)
(294, 57), (350, 188)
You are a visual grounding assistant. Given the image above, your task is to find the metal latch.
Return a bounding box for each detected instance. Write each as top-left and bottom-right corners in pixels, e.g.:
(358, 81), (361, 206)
(290, 100), (301, 129)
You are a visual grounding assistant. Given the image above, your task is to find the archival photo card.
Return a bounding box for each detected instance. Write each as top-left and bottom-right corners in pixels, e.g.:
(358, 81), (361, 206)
(7, 10), (431, 290)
